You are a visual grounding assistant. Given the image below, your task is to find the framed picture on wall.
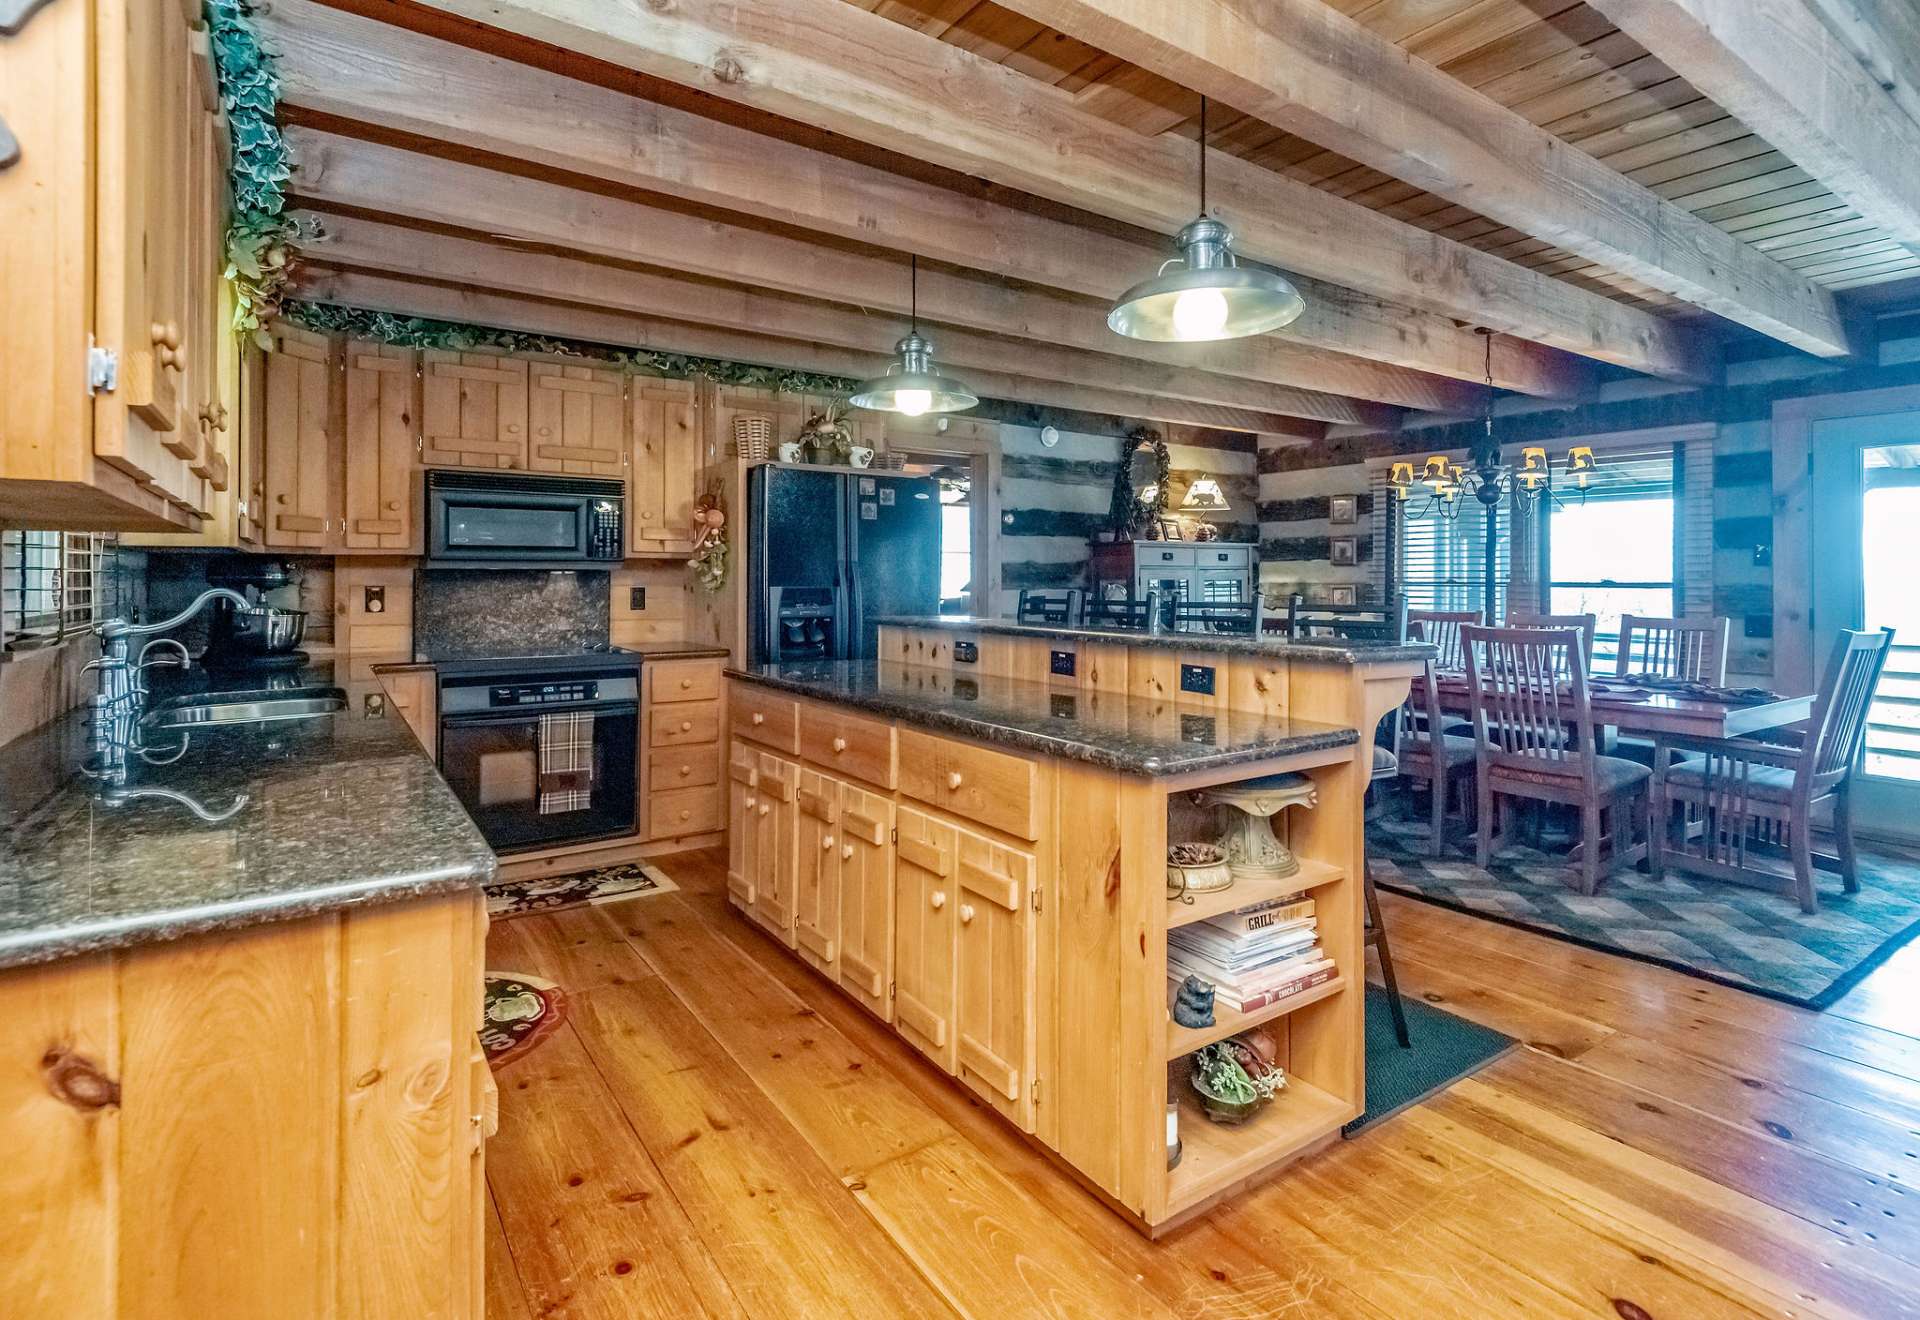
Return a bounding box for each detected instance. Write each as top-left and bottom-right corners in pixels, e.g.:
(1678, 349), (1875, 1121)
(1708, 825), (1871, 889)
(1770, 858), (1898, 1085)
(1328, 495), (1358, 525)
(1329, 536), (1357, 566)
(1328, 585), (1358, 606)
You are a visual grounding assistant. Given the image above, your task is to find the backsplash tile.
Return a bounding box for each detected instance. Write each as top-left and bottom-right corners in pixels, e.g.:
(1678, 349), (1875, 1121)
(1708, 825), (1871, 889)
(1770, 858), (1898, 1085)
(414, 569), (610, 660)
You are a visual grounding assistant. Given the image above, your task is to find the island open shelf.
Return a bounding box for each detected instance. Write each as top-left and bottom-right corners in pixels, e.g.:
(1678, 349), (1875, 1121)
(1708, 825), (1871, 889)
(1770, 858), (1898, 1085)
(1166, 973), (1347, 1057)
(1168, 1076), (1352, 1215)
(1166, 858), (1343, 930)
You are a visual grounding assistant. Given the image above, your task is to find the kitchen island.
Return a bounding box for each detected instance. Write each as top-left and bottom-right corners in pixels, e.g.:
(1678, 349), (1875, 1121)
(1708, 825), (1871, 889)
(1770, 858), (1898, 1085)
(0, 655), (498, 1317)
(726, 624), (1426, 1234)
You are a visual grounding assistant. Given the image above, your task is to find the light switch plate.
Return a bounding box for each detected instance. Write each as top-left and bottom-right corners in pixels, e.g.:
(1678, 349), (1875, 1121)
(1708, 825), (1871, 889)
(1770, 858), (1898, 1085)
(363, 585), (385, 614)
(630, 586), (647, 610)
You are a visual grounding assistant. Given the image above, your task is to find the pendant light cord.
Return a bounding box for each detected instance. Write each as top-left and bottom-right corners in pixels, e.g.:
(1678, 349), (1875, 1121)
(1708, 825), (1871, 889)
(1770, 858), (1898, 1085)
(910, 253), (918, 332)
(1484, 327), (1494, 446)
(1198, 95), (1208, 215)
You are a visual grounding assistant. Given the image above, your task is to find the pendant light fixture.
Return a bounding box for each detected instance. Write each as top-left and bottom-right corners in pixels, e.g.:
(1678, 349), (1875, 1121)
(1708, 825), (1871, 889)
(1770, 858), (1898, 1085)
(1108, 96), (1305, 343)
(850, 254), (978, 417)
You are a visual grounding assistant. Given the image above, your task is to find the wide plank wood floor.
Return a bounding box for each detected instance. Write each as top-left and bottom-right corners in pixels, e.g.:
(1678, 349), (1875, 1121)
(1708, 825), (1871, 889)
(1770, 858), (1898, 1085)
(483, 847), (1920, 1319)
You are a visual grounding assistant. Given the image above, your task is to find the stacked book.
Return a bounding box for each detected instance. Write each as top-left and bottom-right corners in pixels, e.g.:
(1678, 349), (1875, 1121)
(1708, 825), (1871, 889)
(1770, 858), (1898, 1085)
(1168, 894), (1334, 1014)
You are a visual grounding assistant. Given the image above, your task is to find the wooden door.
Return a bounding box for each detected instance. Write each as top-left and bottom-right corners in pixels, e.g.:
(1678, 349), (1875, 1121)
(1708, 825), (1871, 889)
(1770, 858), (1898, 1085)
(835, 780), (894, 1023)
(421, 351), (528, 469)
(237, 344), (267, 545)
(263, 325), (336, 549)
(344, 341), (418, 550)
(954, 828), (1038, 1131)
(527, 362), (625, 477)
(725, 741), (760, 911)
(793, 768), (841, 976)
(629, 377), (699, 555)
(751, 751), (799, 946)
(892, 804), (958, 1072)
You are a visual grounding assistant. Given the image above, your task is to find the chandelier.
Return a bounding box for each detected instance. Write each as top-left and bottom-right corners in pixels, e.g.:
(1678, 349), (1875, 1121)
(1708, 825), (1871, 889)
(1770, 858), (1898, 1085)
(1387, 330), (1596, 520)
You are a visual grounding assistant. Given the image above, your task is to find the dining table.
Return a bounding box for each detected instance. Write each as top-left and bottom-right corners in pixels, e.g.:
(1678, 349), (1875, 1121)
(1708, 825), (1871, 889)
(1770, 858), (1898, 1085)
(1425, 672), (1815, 743)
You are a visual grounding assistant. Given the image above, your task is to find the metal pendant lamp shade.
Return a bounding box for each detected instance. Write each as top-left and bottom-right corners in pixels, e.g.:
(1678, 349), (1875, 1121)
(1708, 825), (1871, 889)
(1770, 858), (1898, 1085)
(1109, 97), (1305, 343)
(850, 256), (978, 416)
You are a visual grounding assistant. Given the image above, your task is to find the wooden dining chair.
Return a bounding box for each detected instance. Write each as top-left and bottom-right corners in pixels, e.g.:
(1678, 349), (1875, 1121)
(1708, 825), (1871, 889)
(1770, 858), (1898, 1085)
(1082, 591), (1161, 633)
(1650, 628), (1894, 912)
(1407, 609), (1481, 673)
(1165, 598), (1262, 636)
(1286, 594), (1409, 643)
(1506, 611), (1598, 675)
(1616, 614), (1729, 684)
(1016, 587), (1081, 626)
(1394, 621), (1477, 856)
(1461, 625), (1652, 895)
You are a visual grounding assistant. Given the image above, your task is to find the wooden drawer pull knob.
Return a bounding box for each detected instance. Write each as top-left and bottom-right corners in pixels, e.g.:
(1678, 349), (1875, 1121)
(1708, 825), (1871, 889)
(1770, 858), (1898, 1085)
(821, 834), (835, 851)
(744, 796), (757, 810)
(677, 764), (692, 778)
(751, 712), (765, 725)
(930, 890), (946, 910)
(960, 903), (975, 925)
(947, 771), (964, 790)
(758, 803), (770, 817)
(842, 845), (854, 860)
(679, 720), (693, 733)
(678, 810), (690, 822)
(679, 678), (693, 689)
(832, 737), (847, 753)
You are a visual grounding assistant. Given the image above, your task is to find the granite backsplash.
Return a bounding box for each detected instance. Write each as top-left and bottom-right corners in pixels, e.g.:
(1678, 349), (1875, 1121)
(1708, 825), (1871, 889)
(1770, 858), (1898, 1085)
(414, 568), (610, 660)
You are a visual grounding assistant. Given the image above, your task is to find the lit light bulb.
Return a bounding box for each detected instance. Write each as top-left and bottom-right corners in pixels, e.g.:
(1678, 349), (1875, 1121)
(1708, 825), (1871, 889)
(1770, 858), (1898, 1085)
(895, 389), (932, 417)
(1170, 287), (1230, 340)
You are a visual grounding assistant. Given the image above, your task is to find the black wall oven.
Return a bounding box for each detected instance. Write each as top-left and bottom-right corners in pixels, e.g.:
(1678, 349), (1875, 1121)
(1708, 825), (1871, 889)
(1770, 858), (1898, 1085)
(438, 659), (639, 853)
(426, 470), (624, 569)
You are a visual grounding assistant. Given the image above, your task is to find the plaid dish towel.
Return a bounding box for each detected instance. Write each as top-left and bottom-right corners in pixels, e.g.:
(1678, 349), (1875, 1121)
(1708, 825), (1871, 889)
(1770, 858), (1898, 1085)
(537, 710), (594, 814)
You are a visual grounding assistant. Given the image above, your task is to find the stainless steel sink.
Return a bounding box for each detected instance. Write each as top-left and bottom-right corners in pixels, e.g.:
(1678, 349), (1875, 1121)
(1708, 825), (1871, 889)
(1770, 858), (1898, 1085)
(143, 690), (347, 730)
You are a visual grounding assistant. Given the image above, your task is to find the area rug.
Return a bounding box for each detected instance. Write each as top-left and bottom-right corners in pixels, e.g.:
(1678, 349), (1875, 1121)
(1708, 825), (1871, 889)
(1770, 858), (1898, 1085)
(484, 861), (678, 918)
(1343, 984), (1515, 1137)
(1369, 815), (1920, 1010)
(480, 972), (567, 1068)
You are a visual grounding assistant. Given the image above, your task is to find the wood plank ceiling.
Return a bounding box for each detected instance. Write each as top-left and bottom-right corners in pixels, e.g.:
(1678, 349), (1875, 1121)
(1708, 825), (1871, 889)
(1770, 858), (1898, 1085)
(269, 0), (1920, 436)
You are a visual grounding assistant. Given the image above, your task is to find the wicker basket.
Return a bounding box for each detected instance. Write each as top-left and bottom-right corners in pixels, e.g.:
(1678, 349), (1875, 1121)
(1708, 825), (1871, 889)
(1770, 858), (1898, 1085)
(871, 450), (907, 471)
(731, 415), (773, 462)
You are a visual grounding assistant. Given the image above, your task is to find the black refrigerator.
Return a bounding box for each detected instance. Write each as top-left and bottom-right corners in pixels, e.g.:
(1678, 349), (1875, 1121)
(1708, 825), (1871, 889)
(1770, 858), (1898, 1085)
(748, 464), (942, 664)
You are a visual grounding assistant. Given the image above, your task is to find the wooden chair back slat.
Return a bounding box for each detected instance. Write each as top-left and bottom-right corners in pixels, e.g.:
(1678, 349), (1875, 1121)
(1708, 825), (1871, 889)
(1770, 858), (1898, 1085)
(1808, 628), (1896, 785)
(1407, 609), (1480, 672)
(1083, 590), (1161, 633)
(1286, 594), (1409, 643)
(1617, 614), (1729, 684)
(1016, 587), (1082, 626)
(1506, 611), (1597, 678)
(1463, 625), (1596, 779)
(1167, 598), (1261, 636)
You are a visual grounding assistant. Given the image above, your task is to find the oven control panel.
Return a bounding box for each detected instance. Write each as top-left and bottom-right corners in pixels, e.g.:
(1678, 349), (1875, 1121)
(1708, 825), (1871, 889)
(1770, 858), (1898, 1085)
(490, 680), (598, 707)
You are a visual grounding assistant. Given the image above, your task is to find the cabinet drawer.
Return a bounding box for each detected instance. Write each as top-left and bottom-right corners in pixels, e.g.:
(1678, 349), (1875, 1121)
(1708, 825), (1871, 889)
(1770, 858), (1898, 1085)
(798, 702), (896, 788)
(1140, 545), (1195, 566)
(897, 727), (1042, 841)
(649, 786), (722, 839)
(650, 703), (719, 747)
(649, 658), (721, 705)
(731, 685), (799, 752)
(649, 744), (721, 792)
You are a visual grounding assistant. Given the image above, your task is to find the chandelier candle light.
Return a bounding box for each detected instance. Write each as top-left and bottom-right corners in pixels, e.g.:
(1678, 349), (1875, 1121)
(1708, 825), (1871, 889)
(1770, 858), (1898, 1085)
(850, 254), (978, 417)
(1108, 97), (1306, 343)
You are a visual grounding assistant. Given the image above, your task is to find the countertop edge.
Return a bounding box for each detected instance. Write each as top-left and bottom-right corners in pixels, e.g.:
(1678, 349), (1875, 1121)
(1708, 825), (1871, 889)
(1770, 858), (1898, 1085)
(873, 616), (1437, 665)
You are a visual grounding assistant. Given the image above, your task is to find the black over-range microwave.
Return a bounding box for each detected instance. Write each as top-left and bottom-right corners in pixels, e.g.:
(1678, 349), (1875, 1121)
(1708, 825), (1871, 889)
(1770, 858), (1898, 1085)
(425, 470), (624, 569)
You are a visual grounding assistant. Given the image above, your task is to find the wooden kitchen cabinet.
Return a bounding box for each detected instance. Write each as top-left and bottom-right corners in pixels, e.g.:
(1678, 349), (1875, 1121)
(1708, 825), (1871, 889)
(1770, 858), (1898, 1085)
(749, 751), (800, 946)
(892, 803), (960, 1073)
(373, 664), (437, 754)
(528, 362), (625, 477)
(343, 340), (420, 551)
(954, 828), (1038, 1131)
(793, 766), (841, 977)
(0, 0), (225, 530)
(629, 376), (699, 556)
(422, 351), (528, 469)
(263, 324), (338, 550)
(835, 779), (894, 1022)
(725, 741), (760, 911)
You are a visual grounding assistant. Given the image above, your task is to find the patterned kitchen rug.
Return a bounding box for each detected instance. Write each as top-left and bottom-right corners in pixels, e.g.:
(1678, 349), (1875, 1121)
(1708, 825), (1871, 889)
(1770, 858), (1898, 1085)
(484, 861), (679, 919)
(1368, 816), (1920, 1010)
(481, 971), (567, 1068)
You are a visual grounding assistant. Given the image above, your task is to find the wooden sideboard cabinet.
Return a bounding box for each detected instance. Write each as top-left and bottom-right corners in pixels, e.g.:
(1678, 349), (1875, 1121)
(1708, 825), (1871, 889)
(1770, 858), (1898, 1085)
(1, 0), (235, 531)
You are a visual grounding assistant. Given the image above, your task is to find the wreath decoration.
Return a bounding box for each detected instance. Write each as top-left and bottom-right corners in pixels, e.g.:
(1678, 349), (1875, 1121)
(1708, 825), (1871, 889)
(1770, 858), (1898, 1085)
(1108, 426), (1171, 540)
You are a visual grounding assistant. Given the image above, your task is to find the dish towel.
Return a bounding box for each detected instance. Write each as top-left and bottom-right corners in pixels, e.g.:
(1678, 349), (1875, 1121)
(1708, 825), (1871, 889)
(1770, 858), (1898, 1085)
(537, 710), (594, 814)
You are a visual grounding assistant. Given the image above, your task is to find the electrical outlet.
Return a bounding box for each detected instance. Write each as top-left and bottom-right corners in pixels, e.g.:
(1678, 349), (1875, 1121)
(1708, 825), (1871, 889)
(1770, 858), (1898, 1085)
(1049, 649), (1075, 677)
(1180, 663), (1216, 696)
(629, 586), (647, 611)
(953, 640), (979, 664)
(363, 585), (385, 614)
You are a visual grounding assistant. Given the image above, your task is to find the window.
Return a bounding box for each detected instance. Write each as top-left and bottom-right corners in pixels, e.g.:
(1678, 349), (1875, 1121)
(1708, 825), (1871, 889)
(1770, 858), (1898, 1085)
(1542, 447), (1678, 671)
(1380, 476), (1511, 621)
(2, 531), (113, 646)
(1861, 444), (1920, 782)
(896, 451), (979, 615)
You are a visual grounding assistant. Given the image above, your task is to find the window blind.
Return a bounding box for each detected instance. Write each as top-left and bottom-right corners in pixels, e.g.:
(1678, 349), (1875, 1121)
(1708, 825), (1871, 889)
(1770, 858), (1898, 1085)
(1382, 476), (1512, 621)
(2, 531), (113, 645)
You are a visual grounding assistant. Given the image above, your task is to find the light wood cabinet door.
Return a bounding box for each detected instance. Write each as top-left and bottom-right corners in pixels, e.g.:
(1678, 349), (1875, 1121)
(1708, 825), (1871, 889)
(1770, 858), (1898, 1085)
(835, 780), (894, 1023)
(527, 362), (625, 477)
(725, 741), (760, 911)
(892, 804), (959, 1073)
(793, 768), (842, 976)
(263, 325), (337, 549)
(629, 377), (699, 556)
(343, 341), (419, 551)
(954, 828), (1038, 1131)
(237, 344), (267, 545)
(421, 351), (528, 469)
(750, 751), (800, 946)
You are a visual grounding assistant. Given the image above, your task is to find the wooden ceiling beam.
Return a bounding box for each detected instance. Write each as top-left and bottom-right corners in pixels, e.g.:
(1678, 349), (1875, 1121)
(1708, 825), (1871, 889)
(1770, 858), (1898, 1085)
(996, 0), (1853, 358)
(259, 0), (1620, 397)
(294, 269), (1331, 438)
(386, 0), (1715, 380)
(299, 209), (1402, 428)
(257, 2), (1590, 401)
(286, 127), (1478, 414)
(1585, 0), (1920, 257)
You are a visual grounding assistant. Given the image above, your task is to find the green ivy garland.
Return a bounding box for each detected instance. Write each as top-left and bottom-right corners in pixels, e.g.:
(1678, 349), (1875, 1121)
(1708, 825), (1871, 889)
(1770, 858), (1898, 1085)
(1108, 426), (1171, 539)
(207, 0), (314, 348)
(283, 301), (862, 394)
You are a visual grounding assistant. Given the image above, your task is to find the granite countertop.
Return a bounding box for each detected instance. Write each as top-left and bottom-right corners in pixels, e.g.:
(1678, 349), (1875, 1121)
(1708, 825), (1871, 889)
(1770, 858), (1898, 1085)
(729, 661), (1357, 775)
(877, 615), (1436, 665)
(381, 642), (732, 667)
(0, 653), (495, 971)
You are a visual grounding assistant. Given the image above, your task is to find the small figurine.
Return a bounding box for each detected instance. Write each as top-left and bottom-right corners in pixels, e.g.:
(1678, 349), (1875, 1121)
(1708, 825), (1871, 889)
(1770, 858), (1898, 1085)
(1172, 975), (1216, 1029)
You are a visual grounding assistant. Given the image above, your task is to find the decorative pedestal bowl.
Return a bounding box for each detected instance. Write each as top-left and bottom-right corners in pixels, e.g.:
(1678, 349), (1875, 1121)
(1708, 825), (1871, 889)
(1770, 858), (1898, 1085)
(1198, 772), (1318, 882)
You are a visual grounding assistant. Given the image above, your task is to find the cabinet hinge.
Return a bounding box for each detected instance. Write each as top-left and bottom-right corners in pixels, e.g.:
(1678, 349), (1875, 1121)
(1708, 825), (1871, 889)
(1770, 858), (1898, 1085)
(891, 827), (898, 844)
(1031, 884), (1041, 914)
(1031, 1078), (1040, 1106)
(887, 981), (896, 1002)
(86, 341), (118, 395)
